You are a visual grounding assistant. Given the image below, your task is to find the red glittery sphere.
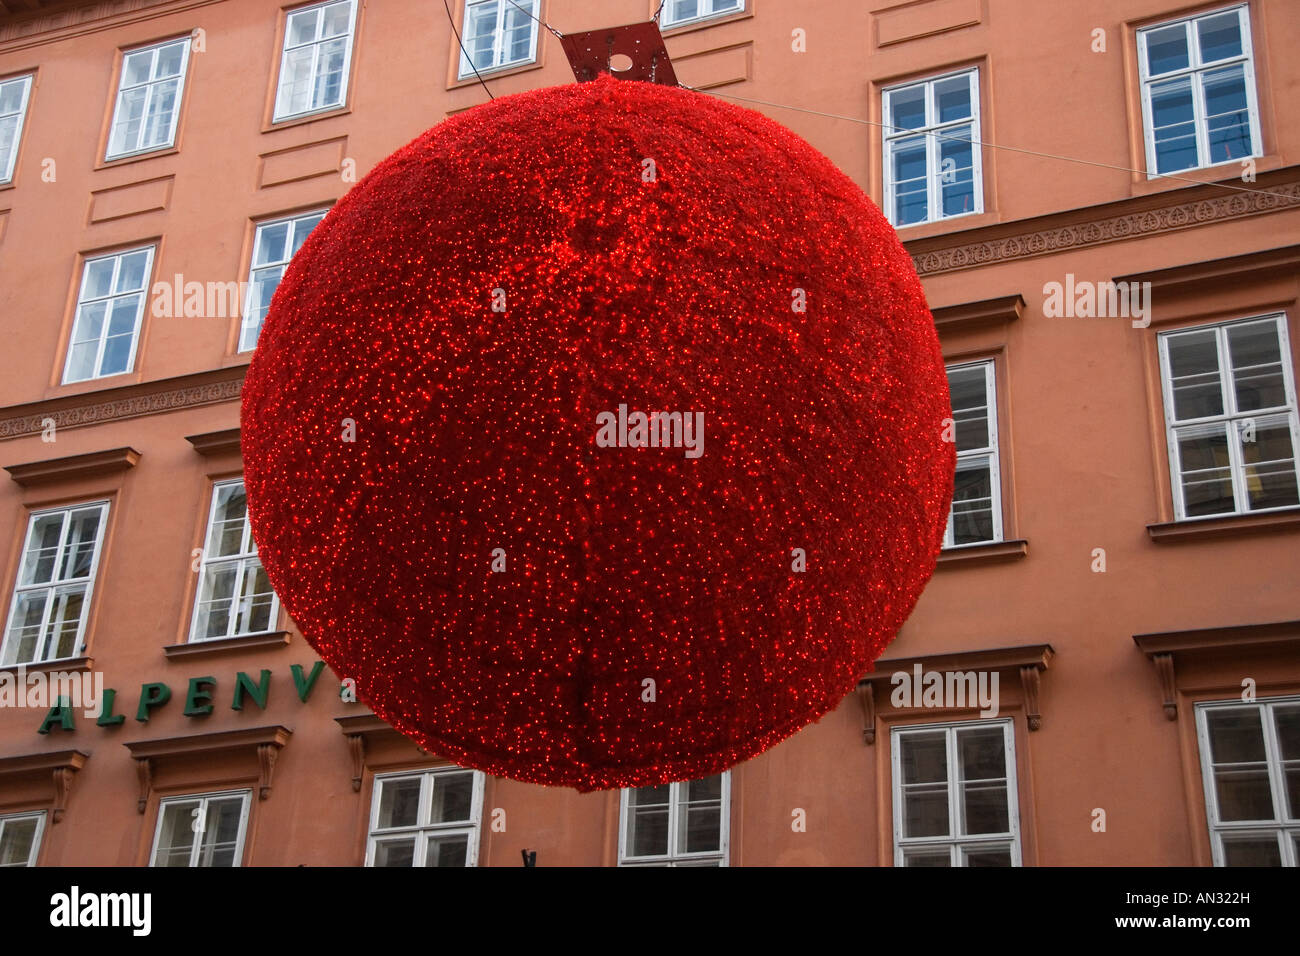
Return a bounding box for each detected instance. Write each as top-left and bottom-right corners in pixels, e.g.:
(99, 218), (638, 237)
(241, 75), (954, 791)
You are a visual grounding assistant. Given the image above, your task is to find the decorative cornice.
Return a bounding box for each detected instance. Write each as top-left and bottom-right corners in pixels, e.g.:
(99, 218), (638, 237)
(906, 169), (1300, 277)
(5, 446), (139, 486)
(1133, 620), (1300, 720)
(0, 0), (223, 50)
(931, 294), (1025, 334)
(1114, 243), (1300, 297)
(125, 724), (291, 811)
(0, 749), (88, 823)
(857, 643), (1054, 740)
(185, 427), (242, 457)
(162, 630), (289, 659)
(0, 365), (246, 441)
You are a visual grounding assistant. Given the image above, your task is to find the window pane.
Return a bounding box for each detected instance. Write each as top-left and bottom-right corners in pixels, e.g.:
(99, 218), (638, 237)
(1150, 77), (1198, 174)
(1177, 427), (1235, 516)
(1220, 833), (1281, 866)
(237, 562), (276, 634)
(198, 797), (244, 867)
(1197, 11), (1242, 64)
(678, 776), (724, 854)
(83, 258), (116, 299)
(1227, 321), (1285, 412)
(964, 845), (1013, 866)
(939, 127), (975, 216)
(1145, 23), (1189, 76)
(430, 772), (474, 823)
(958, 727), (1006, 780)
(950, 459), (995, 544)
(890, 136), (928, 225)
(287, 8), (321, 46)
(1275, 706), (1300, 819)
(209, 483), (249, 556)
(1203, 66), (1253, 164)
(948, 366), (989, 450)
(21, 513), (65, 585)
(155, 41), (186, 78)
(626, 785), (670, 856)
(0, 818), (38, 865)
(425, 833), (470, 867)
(1240, 423), (1299, 511)
(59, 509), (101, 580)
(375, 777), (422, 829)
(0, 77), (28, 113)
(1207, 708), (1275, 821)
(888, 85), (925, 132)
(46, 587), (85, 659)
(1166, 329), (1224, 419)
(5, 592), (48, 664)
(322, 1), (352, 38)
(934, 75), (971, 122)
(115, 250), (151, 292)
(372, 838), (416, 867)
(195, 565), (236, 638)
(255, 222), (291, 267)
(122, 49), (154, 86)
(902, 846), (951, 866)
(153, 801), (200, 866)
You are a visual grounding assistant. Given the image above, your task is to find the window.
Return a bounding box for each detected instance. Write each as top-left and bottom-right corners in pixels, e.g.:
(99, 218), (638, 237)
(151, 791), (251, 866)
(273, 0), (357, 122)
(1, 503), (109, 667)
(660, 0), (743, 29)
(63, 246), (154, 383)
(458, 0), (539, 79)
(0, 812), (45, 867)
(1196, 697), (1299, 866)
(366, 768), (484, 866)
(0, 74), (34, 184)
(105, 38), (191, 160)
(241, 210), (325, 352)
(619, 773), (729, 866)
(944, 361), (1001, 547)
(882, 68), (982, 227)
(1159, 315), (1299, 519)
(1138, 5), (1261, 176)
(190, 480), (278, 642)
(892, 719), (1021, 866)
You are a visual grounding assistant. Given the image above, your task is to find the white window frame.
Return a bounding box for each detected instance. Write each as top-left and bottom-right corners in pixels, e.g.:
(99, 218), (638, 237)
(240, 209), (327, 352)
(1158, 313), (1300, 521)
(1, 501), (110, 667)
(0, 811), (46, 867)
(0, 73), (34, 184)
(456, 0), (540, 80)
(1137, 4), (1262, 178)
(618, 772), (730, 866)
(188, 479), (279, 642)
(272, 0), (358, 123)
(105, 36), (192, 161)
(62, 245), (155, 384)
(881, 67), (983, 228)
(1195, 696), (1300, 867)
(365, 767), (485, 867)
(891, 718), (1022, 867)
(150, 790), (251, 867)
(943, 360), (1002, 548)
(660, 0), (745, 29)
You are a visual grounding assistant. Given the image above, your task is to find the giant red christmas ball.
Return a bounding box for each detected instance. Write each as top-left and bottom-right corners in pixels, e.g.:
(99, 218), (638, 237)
(241, 74), (954, 791)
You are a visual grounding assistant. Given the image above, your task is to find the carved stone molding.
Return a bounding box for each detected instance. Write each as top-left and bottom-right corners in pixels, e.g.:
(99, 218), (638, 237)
(930, 294), (1025, 334)
(858, 643), (1054, 742)
(336, 713), (435, 791)
(907, 173), (1300, 277)
(124, 724), (292, 813)
(0, 366), (245, 441)
(185, 427), (242, 457)
(0, 749), (89, 823)
(1133, 619), (1300, 720)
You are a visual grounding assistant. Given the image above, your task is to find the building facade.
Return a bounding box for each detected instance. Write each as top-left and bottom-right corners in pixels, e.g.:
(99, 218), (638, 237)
(0, 0), (1297, 866)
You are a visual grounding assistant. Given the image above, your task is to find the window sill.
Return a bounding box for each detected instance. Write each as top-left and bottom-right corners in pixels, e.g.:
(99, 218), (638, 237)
(94, 145), (180, 173)
(935, 538), (1027, 567)
(163, 631), (290, 660)
(661, 6), (753, 37)
(896, 209), (998, 243)
(263, 105), (351, 135)
(1147, 508), (1300, 542)
(1130, 154), (1283, 198)
(449, 57), (543, 92)
(0, 655), (93, 675)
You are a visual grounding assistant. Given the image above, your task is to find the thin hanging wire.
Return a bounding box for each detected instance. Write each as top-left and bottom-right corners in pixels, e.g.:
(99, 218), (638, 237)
(680, 84), (1299, 204)
(443, 0), (494, 99)
(652, 0), (668, 22)
(504, 0), (565, 39)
